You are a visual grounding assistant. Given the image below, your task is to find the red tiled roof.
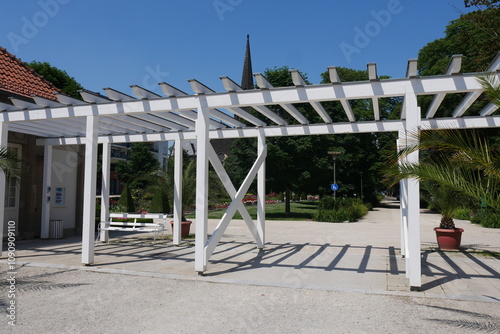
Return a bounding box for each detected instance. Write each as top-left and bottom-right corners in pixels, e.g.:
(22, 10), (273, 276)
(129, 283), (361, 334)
(0, 47), (60, 101)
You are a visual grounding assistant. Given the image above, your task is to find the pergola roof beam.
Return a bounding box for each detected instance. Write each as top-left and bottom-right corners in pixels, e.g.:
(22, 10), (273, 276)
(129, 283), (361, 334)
(452, 90), (482, 117)
(308, 102), (332, 123)
(480, 103), (499, 116)
(252, 105), (287, 126)
(328, 67), (341, 83)
(113, 115), (168, 132)
(188, 79), (216, 95)
(220, 76), (244, 92)
(131, 85), (162, 99)
(225, 107), (266, 127)
(453, 54), (500, 118)
(159, 82), (189, 97)
(367, 63), (380, 121)
(406, 59), (418, 78)
(327, 67), (356, 122)
(159, 81), (235, 128)
(219, 76), (267, 126)
(11, 120), (77, 137)
(100, 117), (153, 134)
(79, 89), (112, 104)
(152, 111), (196, 128)
(31, 96), (65, 108)
(136, 113), (189, 131)
(126, 114), (176, 132)
(9, 97), (40, 109)
(210, 109), (246, 128)
(103, 88), (137, 101)
(254, 73), (308, 124)
(291, 69), (329, 123)
(10, 124), (56, 137)
(427, 55), (463, 119)
(55, 93), (88, 106)
(0, 102), (21, 111)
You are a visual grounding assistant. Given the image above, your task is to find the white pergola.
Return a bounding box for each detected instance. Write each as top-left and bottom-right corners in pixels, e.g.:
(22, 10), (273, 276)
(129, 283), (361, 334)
(0, 54), (499, 290)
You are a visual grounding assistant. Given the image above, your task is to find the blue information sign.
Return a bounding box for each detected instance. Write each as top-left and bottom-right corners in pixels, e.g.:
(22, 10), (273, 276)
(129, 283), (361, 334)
(331, 183), (339, 191)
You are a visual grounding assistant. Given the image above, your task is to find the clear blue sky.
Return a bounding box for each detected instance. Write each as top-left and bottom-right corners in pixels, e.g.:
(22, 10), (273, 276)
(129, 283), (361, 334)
(0, 0), (473, 96)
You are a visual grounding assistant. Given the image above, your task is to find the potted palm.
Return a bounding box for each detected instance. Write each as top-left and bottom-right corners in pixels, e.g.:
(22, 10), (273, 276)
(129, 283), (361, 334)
(422, 182), (464, 250)
(385, 127), (499, 250)
(170, 159), (196, 238)
(152, 154), (196, 238)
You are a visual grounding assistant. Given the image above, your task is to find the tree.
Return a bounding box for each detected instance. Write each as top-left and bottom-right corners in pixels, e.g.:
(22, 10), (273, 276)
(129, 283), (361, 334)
(418, 7), (499, 76)
(464, 0), (499, 8)
(114, 143), (159, 191)
(27, 61), (84, 99)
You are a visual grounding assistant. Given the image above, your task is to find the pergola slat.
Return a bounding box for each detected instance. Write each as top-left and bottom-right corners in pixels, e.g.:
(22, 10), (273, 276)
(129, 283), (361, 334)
(254, 73), (308, 124)
(425, 55), (464, 119)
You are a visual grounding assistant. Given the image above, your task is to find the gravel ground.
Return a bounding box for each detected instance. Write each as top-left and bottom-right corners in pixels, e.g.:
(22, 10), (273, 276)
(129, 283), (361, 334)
(2, 265), (500, 334)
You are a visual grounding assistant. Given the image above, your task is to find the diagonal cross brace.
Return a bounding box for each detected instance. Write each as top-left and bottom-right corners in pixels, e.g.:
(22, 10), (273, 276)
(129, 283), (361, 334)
(207, 144), (262, 247)
(205, 143), (267, 261)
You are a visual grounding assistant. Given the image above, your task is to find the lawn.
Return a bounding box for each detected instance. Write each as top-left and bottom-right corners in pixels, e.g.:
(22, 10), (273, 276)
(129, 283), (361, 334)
(186, 201), (319, 221)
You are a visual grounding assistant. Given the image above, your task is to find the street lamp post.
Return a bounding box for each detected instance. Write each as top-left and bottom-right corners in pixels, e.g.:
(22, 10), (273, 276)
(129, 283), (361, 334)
(328, 151), (342, 200)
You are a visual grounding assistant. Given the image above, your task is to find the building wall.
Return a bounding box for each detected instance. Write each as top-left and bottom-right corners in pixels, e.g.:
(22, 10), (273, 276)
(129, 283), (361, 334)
(50, 146), (79, 232)
(8, 132), (44, 239)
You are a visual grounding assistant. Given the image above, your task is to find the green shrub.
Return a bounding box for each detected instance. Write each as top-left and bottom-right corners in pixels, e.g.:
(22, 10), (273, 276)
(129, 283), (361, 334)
(453, 208), (472, 221)
(471, 211), (500, 228)
(150, 190), (170, 213)
(314, 196), (368, 222)
(118, 184), (135, 213)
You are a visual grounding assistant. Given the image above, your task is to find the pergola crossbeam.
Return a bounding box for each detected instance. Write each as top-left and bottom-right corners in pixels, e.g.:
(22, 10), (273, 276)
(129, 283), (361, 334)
(255, 73), (308, 124)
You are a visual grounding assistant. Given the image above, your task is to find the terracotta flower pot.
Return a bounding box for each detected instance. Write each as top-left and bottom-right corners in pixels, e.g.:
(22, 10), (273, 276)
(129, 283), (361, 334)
(434, 227), (464, 250)
(170, 221), (192, 238)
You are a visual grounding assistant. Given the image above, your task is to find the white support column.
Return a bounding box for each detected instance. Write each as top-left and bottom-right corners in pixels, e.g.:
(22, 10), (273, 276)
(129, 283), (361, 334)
(100, 142), (110, 242)
(173, 139), (183, 245)
(195, 97), (210, 273)
(400, 179), (410, 277)
(40, 145), (53, 239)
(405, 87), (421, 290)
(0, 122), (8, 256)
(257, 131), (266, 249)
(396, 134), (408, 260)
(82, 115), (99, 265)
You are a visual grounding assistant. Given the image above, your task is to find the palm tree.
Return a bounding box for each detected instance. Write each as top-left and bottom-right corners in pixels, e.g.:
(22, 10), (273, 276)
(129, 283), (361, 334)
(478, 73), (500, 108)
(390, 128), (500, 214)
(0, 147), (22, 182)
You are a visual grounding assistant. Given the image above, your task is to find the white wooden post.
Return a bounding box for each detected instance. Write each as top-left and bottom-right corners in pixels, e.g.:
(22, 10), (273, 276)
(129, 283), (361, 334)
(405, 87), (421, 290)
(396, 133), (408, 261)
(173, 139), (183, 245)
(195, 97), (210, 273)
(257, 131), (266, 248)
(100, 142), (110, 242)
(0, 122), (8, 256)
(82, 115), (99, 265)
(400, 179), (410, 277)
(41, 145), (53, 239)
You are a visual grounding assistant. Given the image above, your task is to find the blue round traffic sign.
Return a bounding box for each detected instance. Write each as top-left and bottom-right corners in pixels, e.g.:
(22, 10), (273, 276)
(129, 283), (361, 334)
(331, 183), (339, 191)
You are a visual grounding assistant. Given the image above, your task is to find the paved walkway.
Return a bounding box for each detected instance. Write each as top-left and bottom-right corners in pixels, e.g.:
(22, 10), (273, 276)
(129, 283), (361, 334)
(2, 198), (500, 303)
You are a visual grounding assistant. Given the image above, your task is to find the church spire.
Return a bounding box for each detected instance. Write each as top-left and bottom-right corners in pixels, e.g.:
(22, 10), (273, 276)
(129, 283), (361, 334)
(240, 34), (253, 90)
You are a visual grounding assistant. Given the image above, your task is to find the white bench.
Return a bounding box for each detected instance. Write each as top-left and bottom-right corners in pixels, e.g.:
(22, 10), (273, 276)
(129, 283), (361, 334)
(98, 213), (171, 244)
